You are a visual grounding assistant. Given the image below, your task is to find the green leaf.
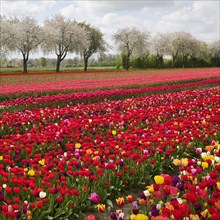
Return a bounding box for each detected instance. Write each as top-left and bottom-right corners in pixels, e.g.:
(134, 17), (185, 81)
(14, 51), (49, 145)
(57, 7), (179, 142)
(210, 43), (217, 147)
(106, 199), (113, 208)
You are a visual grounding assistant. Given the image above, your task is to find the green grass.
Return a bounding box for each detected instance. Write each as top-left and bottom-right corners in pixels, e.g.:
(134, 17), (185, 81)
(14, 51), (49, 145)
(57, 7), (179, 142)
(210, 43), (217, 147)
(0, 66), (118, 74)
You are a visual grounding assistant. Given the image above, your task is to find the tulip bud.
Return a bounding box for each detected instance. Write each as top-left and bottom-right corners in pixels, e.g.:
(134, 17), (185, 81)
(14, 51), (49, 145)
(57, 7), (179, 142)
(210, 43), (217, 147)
(143, 190), (150, 197)
(39, 191), (46, 199)
(97, 204), (105, 213)
(196, 148), (202, 155)
(156, 204), (161, 210)
(215, 156), (220, 162)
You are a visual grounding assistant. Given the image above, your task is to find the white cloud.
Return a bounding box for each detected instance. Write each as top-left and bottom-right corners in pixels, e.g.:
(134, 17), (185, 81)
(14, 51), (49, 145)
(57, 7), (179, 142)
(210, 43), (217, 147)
(42, 0), (56, 7)
(72, 0), (175, 14)
(156, 1), (220, 42)
(1, 0), (40, 16)
(1, 0), (57, 19)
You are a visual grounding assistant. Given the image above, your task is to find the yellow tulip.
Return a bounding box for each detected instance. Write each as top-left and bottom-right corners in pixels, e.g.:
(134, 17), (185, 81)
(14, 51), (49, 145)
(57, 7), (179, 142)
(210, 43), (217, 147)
(28, 169), (35, 176)
(112, 130), (117, 135)
(38, 159), (45, 166)
(181, 158), (188, 166)
(205, 155), (215, 160)
(136, 214), (148, 220)
(217, 182), (220, 190)
(200, 209), (209, 218)
(130, 214), (137, 220)
(75, 143), (81, 149)
(189, 214), (200, 220)
(146, 184), (154, 192)
(202, 162), (209, 169)
(154, 175), (164, 185)
(173, 159), (180, 166)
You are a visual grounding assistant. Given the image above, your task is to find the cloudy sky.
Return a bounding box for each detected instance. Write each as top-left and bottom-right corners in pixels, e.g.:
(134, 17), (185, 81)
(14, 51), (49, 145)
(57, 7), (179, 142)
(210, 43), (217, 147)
(2, 0), (220, 58)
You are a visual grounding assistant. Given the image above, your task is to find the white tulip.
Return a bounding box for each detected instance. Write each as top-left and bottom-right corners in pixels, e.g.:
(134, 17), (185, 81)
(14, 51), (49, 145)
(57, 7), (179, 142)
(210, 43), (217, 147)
(143, 190), (150, 197)
(39, 191), (47, 199)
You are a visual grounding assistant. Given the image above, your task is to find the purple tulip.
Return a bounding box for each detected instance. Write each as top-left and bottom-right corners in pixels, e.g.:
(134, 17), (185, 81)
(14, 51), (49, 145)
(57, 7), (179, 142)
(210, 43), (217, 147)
(150, 204), (159, 216)
(132, 200), (139, 210)
(110, 212), (117, 220)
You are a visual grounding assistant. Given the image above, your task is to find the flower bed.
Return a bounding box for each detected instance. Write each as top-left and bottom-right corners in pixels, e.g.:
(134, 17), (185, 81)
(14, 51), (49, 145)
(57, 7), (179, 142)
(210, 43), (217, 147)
(0, 86), (219, 219)
(1, 78), (219, 107)
(1, 68), (219, 94)
(106, 140), (220, 220)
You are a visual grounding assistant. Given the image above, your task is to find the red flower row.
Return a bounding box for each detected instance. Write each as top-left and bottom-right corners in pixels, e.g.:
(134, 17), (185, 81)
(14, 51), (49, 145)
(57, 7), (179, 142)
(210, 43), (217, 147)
(1, 68), (219, 94)
(1, 78), (219, 107)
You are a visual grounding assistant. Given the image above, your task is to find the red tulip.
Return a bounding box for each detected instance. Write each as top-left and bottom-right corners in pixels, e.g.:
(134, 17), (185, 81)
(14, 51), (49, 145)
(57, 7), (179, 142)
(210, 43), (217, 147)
(84, 214), (96, 220)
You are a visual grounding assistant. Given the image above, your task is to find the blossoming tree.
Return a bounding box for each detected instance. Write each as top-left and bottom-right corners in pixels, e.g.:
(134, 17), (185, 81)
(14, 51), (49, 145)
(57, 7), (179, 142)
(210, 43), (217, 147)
(2, 16), (44, 73)
(113, 27), (150, 70)
(42, 15), (88, 72)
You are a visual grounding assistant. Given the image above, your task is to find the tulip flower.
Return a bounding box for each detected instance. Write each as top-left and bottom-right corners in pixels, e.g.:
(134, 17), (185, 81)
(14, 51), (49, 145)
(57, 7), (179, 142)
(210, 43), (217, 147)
(196, 148), (202, 155)
(89, 193), (101, 204)
(154, 175), (164, 185)
(39, 191), (47, 199)
(217, 182), (220, 190)
(84, 214), (96, 220)
(116, 197), (125, 206)
(112, 130), (117, 135)
(126, 195), (133, 203)
(28, 169), (35, 176)
(97, 204), (105, 213)
(202, 162), (209, 169)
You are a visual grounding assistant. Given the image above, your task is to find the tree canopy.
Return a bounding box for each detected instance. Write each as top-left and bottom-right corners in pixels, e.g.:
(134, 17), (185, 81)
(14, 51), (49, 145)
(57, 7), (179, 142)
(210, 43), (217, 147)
(113, 27), (150, 70)
(79, 22), (107, 71)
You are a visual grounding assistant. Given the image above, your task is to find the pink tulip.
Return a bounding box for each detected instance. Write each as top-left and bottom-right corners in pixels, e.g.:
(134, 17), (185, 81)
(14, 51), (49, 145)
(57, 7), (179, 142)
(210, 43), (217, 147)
(89, 193), (101, 204)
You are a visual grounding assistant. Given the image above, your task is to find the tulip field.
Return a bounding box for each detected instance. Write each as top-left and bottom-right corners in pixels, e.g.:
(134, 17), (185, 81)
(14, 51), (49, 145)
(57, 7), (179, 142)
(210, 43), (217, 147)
(1, 68), (220, 94)
(0, 68), (220, 220)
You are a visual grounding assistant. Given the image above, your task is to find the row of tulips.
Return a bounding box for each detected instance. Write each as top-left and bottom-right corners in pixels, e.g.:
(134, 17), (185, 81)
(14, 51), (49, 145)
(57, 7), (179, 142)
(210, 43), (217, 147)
(1, 86), (219, 136)
(102, 140), (220, 220)
(1, 68), (220, 94)
(0, 86), (220, 219)
(1, 78), (219, 107)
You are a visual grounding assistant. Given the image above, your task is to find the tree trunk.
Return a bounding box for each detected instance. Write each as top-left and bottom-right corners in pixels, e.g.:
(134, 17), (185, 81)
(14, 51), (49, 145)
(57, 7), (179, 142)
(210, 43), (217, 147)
(160, 56), (164, 68)
(23, 58), (28, 73)
(172, 53), (178, 68)
(182, 57), (185, 68)
(56, 56), (61, 72)
(191, 56), (194, 68)
(22, 53), (29, 73)
(125, 54), (130, 70)
(172, 57), (175, 68)
(157, 55), (163, 68)
(84, 57), (88, 72)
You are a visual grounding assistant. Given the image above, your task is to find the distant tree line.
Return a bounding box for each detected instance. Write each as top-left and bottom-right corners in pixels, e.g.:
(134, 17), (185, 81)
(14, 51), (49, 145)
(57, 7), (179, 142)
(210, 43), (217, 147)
(0, 54), (119, 69)
(1, 15), (219, 73)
